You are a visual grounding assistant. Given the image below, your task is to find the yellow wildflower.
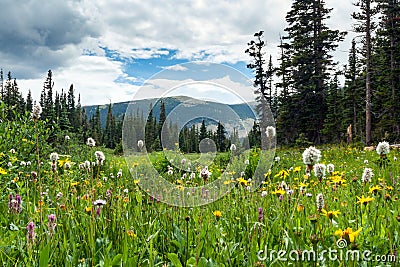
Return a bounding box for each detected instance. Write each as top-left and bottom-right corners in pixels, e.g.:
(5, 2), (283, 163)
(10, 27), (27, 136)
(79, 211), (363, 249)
(0, 167), (7, 175)
(213, 210), (222, 218)
(356, 195), (374, 205)
(127, 230), (136, 237)
(321, 209), (340, 219)
(334, 227), (362, 243)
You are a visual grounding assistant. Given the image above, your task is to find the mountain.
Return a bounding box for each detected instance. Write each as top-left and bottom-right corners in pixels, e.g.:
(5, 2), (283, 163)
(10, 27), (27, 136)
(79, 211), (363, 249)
(83, 96), (257, 131)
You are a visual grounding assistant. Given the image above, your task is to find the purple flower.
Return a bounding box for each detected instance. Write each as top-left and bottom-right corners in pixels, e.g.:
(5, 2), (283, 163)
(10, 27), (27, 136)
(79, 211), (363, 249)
(8, 194), (22, 214)
(26, 221), (36, 245)
(258, 207), (263, 222)
(48, 214), (57, 235)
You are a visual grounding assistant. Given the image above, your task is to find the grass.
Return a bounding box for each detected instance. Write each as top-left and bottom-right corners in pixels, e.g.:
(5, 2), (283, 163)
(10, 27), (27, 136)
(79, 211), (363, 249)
(0, 119), (399, 266)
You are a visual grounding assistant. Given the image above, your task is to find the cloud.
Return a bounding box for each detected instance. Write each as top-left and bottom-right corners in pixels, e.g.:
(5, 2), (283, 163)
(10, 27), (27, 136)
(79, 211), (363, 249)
(2, 0), (358, 105)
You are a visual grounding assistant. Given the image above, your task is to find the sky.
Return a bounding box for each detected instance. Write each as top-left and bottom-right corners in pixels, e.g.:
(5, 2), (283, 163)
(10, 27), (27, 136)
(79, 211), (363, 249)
(0, 0), (357, 106)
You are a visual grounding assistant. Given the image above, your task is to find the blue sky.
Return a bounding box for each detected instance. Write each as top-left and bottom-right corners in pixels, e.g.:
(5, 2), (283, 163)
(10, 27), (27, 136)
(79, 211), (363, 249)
(0, 0), (356, 106)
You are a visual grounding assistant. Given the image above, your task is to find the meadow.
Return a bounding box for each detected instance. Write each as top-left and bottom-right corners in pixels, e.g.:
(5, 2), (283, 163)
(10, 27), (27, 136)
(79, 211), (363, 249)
(0, 112), (399, 267)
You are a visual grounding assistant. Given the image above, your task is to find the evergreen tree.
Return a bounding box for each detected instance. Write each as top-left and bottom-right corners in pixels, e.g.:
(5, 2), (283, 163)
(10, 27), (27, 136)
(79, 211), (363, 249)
(245, 31), (272, 131)
(26, 90), (33, 113)
(43, 70), (55, 123)
(67, 84), (76, 126)
(199, 119), (208, 141)
(322, 74), (342, 142)
(216, 121), (227, 152)
(281, 0), (346, 143)
(145, 103), (155, 152)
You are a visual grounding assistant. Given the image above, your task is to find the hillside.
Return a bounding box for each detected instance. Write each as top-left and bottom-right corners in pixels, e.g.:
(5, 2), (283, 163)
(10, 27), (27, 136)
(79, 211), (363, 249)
(83, 96), (257, 129)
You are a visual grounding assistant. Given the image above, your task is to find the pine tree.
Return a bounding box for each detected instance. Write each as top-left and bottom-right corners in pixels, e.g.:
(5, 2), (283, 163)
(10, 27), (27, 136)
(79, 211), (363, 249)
(216, 121), (227, 152)
(199, 119), (208, 141)
(26, 90), (33, 113)
(43, 70), (55, 123)
(145, 103), (155, 152)
(245, 31), (272, 131)
(281, 0), (346, 143)
(67, 84), (76, 127)
(322, 74), (342, 142)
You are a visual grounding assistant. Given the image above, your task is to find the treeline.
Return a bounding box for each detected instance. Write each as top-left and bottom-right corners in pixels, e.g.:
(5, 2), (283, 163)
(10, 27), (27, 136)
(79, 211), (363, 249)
(123, 102), (242, 153)
(0, 70), (123, 150)
(247, 0), (400, 146)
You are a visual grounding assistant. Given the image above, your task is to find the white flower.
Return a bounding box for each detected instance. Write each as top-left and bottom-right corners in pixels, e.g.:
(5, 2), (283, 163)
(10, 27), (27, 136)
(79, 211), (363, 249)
(200, 166), (212, 180)
(261, 191), (268, 197)
(189, 173), (196, 180)
(123, 189), (129, 194)
(137, 140), (144, 150)
(181, 158), (186, 165)
(230, 144), (237, 151)
(313, 164), (326, 180)
(265, 126), (276, 138)
(26, 161), (31, 166)
(20, 161), (26, 167)
(376, 141), (390, 155)
(64, 162), (71, 169)
(117, 170), (122, 178)
(9, 148), (16, 154)
(302, 146), (321, 165)
(87, 137), (96, 147)
(93, 199), (107, 206)
(275, 156), (280, 162)
(167, 169), (173, 175)
(327, 163), (334, 174)
(65, 135), (70, 141)
(50, 152), (59, 162)
(362, 168), (373, 183)
(364, 160), (369, 164)
(244, 159), (250, 165)
(95, 151), (105, 165)
(394, 156), (397, 161)
(32, 103), (42, 121)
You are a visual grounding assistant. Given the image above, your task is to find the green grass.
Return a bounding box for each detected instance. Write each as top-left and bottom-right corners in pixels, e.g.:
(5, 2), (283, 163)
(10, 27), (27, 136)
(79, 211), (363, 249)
(1, 124), (399, 266)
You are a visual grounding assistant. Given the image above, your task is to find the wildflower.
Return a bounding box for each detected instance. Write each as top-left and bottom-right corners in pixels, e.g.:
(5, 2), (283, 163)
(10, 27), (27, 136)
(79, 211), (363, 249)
(364, 159), (369, 164)
(65, 135), (70, 141)
(297, 204), (304, 212)
(237, 177), (248, 186)
(306, 193), (313, 197)
(265, 126), (276, 138)
(261, 191), (267, 197)
(274, 170), (289, 179)
(181, 158), (186, 165)
(56, 192), (63, 199)
(258, 207), (263, 222)
(321, 209), (340, 219)
(316, 193), (324, 211)
(95, 151), (105, 165)
(376, 141), (390, 156)
(7, 162), (12, 167)
(26, 221), (36, 245)
(369, 185), (382, 194)
(361, 168), (373, 183)
(51, 163), (57, 173)
(167, 169), (173, 175)
(302, 146), (322, 166)
(47, 214), (57, 235)
(244, 159), (250, 165)
(275, 156), (281, 162)
(334, 227), (362, 243)
(313, 164), (326, 181)
(272, 188), (285, 196)
(127, 230), (136, 237)
(0, 167), (7, 175)
(8, 194), (22, 214)
(356, 195), (374, 205)
(230, 144), (237, 151)
(117, 170), (123, 178)
(93, 199), (106, 206)
(327, 164), (334, 174)
(213, 210), (222, 219)
(50, 152), (59, 163)
(293, 166), (302, 173)
(137, 140), (144, 151)
(20, 161), (26, 167)
(200, 166), (211, 181)
(9, 148), (16, 154)
(87, 137), (96, 147)
(26, 161), (31, 166)
(32, 103), (42, 121)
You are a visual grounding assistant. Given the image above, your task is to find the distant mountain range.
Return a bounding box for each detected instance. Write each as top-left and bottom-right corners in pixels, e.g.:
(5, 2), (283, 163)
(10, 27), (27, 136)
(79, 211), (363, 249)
(84, 96), (257, 133)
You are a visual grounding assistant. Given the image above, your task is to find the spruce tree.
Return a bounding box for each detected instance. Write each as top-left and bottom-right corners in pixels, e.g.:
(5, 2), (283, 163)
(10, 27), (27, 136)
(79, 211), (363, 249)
(281, 0), (346, 143)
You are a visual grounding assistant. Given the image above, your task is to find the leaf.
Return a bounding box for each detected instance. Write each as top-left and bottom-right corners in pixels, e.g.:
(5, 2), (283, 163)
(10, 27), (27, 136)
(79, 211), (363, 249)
(111, 254), (122, 266)
(39, 243), (50, 267)
(9, 223), (19, 231)
(167, 253), (182, 267)
(197, 257), (208, 267)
